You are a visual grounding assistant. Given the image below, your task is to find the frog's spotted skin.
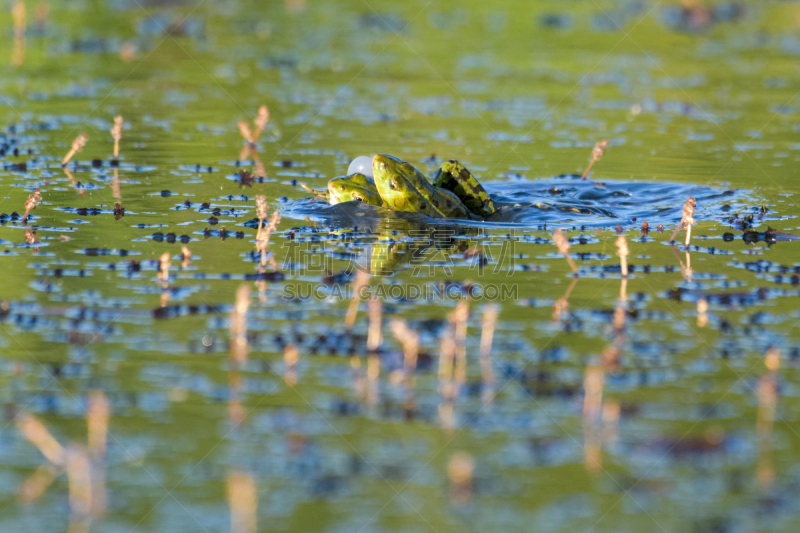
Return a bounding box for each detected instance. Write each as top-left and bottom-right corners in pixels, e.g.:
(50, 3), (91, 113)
(372, 154), (473, 219)
(433, 160), (497, 218)
(327, 173), (384, 206)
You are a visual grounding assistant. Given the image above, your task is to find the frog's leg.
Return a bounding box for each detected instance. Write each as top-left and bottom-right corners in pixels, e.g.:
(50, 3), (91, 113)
(299, 184), (330, 203)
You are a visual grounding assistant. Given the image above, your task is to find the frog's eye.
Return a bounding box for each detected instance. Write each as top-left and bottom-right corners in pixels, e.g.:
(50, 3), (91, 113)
(354, 195), (363, 202)
(339, 185), (345, 190)
(389, 180), (397, 190)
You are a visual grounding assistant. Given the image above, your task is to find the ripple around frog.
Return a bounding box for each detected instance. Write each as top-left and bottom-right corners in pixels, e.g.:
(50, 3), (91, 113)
(282, 174), (757, 230)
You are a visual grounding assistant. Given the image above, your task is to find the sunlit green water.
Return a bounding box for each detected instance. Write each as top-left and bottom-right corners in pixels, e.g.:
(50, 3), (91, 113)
(1, 0), (800, 531)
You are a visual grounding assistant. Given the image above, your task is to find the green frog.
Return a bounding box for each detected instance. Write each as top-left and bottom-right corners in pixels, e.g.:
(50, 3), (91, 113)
(301, 156), (497, 220)
(433, 160), (497, 218)
(300, 172), (385, 207)
(327, 173), (385, 206)
(372, 154), (475, 219)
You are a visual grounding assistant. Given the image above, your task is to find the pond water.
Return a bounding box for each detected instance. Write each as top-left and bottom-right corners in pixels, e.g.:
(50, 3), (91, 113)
(2, 0), (800, 532)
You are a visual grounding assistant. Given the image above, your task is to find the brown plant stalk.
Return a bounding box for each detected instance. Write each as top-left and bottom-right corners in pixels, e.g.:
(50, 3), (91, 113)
(110, 116), (123, 159)
(479, 304), (498, 405)
(581, 140), (610, 180)
(63, 134), (88, 166)
(615, 235), (629, 278)
(553, 229), (578, 275)
(670, 197), (697, 246)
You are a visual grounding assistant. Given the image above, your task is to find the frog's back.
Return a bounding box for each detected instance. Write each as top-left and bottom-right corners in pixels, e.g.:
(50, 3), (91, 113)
(402, 163), (473, 219)
(434, 160), (496, 218)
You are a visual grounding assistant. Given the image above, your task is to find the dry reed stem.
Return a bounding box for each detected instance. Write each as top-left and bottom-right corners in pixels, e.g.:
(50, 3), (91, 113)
(239, 144), (252, 163)
(283, 344), (298, 385)
(613, 277), (628, 342)
(35, 2), (48, 31)
(253, 154), (266, 179)
(12, 1), (26, 66)
(583, 422), (602, 475)
(448, 452), (474, 505)
(682, 251), (692, 282)
(62, 167), (86, 197)
(111, 169), (121, 199)
(479, 304), (497, 404)
(350, 356), (365, 400)
(366, 351), (380, 407)
(368, 298), (383, 352)
(63, 134), (88, 166)
(553, 229), (578, 275)
(438, 325), (456, 402)
(602, 401), (620, 445)
(670, 244), (693, 282)
(12, 38), (25, 67)
(90, 462), (106, 517)
(389, 318), (418, 381)
(17, 413), (65, 466)
(252, 105), (269, 142)
(239, 105), (270, 154)
(452, 300), (469, 392)
(439, 401), (455, 431)
(87, 391), (109, 458)
(66, 446), (92, 518)
(25, 227), (37, 244)
(612, 305), (626, 332)
(757, 347), (780, 490)
(181, 246), (192, 268)
(584, 440), (602, 475)
(615, 235), (629, 277)
(228, 470), (257, 533)
(110, 116), (123, 158)
(230, 284), (251, 364)
(157, 252), (170, 287)
(758, 347), (780, 436)
(580, 140), (610, 180)
(255, 195), (268, 229)
(552, 298), (568, 322)
(583, 365), (604, 422)
(120, 41), (135, 62)
(19, 463), (59, 503)
(582, 355), (606, 475)
(228, 368), (245, 425)
(344, 270), (369, 331)
(254, 195), (268, 263)
(553, 276), (579, 322)
(255, 275), (267, 304)
(256, 210), (280, 269)
(238, 121), (254, 144)
(670, 197), (697, 245)
(696, 298), (708, 328)
(23, 189), (41, 222)
(13, 1), (26, 39)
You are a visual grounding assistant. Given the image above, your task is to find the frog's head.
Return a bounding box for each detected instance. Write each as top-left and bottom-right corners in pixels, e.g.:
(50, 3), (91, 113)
(327, 173), (383, 206)
(372, 154), (428, 213)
